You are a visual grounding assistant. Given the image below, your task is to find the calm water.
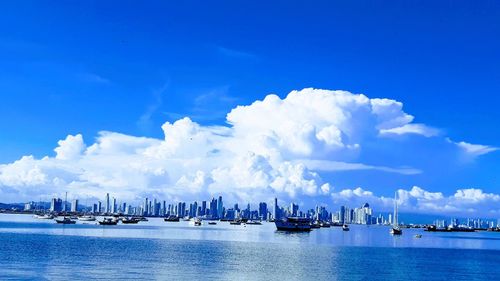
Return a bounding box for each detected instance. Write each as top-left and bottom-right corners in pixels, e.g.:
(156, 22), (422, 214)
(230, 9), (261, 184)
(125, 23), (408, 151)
(1, 214), (499, 280)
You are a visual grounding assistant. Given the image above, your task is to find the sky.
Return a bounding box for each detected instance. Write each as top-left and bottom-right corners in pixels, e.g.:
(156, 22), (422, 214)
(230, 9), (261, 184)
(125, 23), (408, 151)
(0, 1), (499, 216)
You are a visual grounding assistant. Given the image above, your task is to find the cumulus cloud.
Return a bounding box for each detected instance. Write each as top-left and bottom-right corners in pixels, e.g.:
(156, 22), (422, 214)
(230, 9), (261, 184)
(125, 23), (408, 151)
(331, 186), (500, 217)
(0, 88), (497, 211)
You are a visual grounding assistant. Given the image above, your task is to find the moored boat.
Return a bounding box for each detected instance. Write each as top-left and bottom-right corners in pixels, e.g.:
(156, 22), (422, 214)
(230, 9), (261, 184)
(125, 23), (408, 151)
(78, 215), (96, 221)
(55, 217), (76, 224)
(121, 217), (140, 224)
(99, 218), (118, 225)
(245, 220), (262, 225)
(164, 216), (180, 222)
(34, 214), (54, 219)
(390, 192), (403, 235)
(275, 217), (312, 232)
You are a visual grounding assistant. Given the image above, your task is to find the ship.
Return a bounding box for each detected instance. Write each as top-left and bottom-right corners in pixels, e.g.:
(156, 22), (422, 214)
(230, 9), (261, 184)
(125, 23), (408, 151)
(275, 217), (312, 232)
(342, 224), (350, 231)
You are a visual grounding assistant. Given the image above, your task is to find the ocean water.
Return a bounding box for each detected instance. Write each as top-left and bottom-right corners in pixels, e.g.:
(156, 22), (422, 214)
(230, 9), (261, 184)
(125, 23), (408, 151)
(1, 214), (499, 280)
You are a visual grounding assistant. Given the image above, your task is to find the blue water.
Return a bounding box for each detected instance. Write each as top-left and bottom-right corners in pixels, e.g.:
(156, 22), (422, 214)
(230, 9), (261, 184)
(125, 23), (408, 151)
(1, 214), (499, 280)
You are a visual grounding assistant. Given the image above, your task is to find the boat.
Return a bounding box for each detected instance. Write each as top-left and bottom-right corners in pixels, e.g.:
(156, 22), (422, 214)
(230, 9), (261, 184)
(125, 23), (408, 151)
(55, 217), (76, 224)
(78, 215), (96, 221)
(275, 217), (312, 232)
(99, 218), (118, 225)
(245, 220), (262, 225)
(164, 216), (180, 222)
(390, 192), (403, 235)
(414, 234), (422, 238)
(34, 214), (54, 219)
(342, 224), (350, 231)
(320, 221), (331, 228)
(138, 217), (148, 222)
(190, 218), (202, 226)
(121, 217), (140, 224)
(208, 222), (217, 225)
(229, 220), (242, 225)
(310, 221), (321, 228)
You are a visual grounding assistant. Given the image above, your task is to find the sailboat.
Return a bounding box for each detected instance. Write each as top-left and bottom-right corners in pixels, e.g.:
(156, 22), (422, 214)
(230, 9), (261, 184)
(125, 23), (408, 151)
(390, 191), (403, 235)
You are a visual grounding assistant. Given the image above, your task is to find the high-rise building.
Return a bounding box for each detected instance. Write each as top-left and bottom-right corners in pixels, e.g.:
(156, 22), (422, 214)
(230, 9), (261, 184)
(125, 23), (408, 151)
(290, 203), (299, 217)
(92, 203), (98, 213)
(50, 198), (63, 212)
(217, 196), (223, 219)
(273, 198), (279, 220)
(259, 202), (268, 220)
(144, 198), (149, 216)
(105, 193), (110, 214)
(71, 199), (79, 212)
(98, 201), (102, 214)
(111, 197), (117, 214)
(201, 201), (206, 216)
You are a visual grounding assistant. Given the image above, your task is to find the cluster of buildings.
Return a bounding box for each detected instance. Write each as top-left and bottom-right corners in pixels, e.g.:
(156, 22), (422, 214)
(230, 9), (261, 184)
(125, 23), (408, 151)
(434, 218), (499, 230)
(29, 193), (385, 225)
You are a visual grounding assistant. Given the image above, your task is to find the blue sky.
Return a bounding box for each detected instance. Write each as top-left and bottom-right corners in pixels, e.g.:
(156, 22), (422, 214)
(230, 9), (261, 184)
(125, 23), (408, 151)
(0, 1), (499, 213)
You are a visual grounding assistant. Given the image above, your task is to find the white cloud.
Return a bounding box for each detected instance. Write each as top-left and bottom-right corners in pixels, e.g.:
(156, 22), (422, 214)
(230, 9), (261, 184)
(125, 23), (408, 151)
(0, 88), (496, 210)
(380, 123), (440, 137)
(454, 141), (498, 157)
(331, 186), (500, 216)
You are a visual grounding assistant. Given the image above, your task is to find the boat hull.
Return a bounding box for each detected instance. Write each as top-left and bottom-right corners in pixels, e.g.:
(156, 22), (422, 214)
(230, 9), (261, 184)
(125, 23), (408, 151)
(275, 220), (311, 232)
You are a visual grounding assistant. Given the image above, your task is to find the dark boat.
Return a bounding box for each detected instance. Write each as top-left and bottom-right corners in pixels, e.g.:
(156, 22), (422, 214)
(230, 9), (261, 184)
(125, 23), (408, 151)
(99, 218), (118, 225)
(164, 216), (180, 222)
(342, 224), (350, 231)
(208, 222), (217, 225)
(55, 217), (76, 224)
(121, 217), (140, 224)
(275, 217), (312, 232)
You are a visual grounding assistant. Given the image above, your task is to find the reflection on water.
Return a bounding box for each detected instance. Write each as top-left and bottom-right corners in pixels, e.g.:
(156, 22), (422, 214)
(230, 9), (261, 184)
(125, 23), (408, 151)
(1, 214), (500, 280)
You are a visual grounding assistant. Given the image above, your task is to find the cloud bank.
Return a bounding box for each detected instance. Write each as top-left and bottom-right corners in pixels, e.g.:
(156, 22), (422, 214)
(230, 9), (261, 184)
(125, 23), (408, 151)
(0, 88), (497, 215)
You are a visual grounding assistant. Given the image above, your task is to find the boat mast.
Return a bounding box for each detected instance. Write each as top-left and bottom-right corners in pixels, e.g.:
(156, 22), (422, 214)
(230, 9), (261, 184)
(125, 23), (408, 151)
(393, 191), (398, 227)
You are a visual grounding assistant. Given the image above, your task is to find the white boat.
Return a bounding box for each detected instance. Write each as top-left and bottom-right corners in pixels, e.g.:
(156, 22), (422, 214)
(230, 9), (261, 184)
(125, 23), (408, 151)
(190, 218), (202, 226)
(390, 192), (403, 235)
(33, 214), (54, 219)
(342, 224), (350, 231)
(78, 215), (96, 221)
(275, 217), (311, 232)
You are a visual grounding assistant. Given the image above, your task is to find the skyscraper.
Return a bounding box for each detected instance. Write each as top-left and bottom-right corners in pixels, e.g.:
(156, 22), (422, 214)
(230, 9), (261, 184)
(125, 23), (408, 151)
(111, 197), (117, 214)
(71, 199), (79, 212)
(144, 198), (149, 216)
(105, 193), (110, 214)
(259, 202), (268, 220)
(201, 201), (206, 216)
(217, 196), (223, 219)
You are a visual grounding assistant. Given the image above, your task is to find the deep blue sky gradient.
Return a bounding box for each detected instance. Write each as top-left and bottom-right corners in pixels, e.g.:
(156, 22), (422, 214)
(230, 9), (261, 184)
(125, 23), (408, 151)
(0, 1), (499, 194)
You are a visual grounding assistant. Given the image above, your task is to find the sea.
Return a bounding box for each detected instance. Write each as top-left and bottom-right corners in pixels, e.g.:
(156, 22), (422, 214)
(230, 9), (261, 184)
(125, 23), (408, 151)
(1, 214), (499, 280)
